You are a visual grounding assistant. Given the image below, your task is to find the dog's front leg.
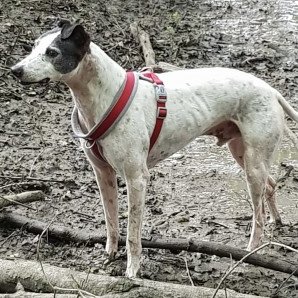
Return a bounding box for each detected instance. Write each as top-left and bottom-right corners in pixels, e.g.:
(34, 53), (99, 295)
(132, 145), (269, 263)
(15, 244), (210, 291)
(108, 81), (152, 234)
(125, 167), (149, 278)
(93, 164), (119, 257)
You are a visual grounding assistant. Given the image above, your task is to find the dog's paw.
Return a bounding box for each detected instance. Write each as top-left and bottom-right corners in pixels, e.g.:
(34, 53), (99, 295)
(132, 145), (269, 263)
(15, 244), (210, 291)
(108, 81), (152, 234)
(105, 241), (118, 259)
(125, 267), (140, 279)
(125, 257), (141, 278)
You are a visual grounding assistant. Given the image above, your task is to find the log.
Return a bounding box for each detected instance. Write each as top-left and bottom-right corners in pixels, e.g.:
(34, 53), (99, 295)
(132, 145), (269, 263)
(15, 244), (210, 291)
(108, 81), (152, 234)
(0, 191), (45, 208)
(0, 258), (267, 298)
(130, 22), (156, 66)
(0, 293), (77, 298)
(0, 212), (297, 277)
(130, 22), (182, 73)
(155, 61), (182, 72)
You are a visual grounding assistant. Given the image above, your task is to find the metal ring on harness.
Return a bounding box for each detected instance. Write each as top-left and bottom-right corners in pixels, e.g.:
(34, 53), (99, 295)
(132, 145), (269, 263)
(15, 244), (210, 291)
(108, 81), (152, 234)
(84, 139), (95, 150)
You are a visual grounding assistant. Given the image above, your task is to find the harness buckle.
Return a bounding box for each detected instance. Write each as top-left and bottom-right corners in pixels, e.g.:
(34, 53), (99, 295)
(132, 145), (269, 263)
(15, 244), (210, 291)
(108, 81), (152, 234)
(157, 107), (167, 119)
(155, 85), (167, 103)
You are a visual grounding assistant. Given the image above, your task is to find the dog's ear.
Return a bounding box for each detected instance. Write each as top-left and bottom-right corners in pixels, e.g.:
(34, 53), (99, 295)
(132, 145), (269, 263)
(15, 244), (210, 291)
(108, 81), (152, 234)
(60, 23), (90, 50)
(57, 19), (71, 28)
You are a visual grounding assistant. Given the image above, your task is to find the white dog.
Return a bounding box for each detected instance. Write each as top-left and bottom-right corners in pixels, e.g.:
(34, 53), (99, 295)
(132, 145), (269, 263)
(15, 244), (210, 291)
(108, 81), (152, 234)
(11, 20), (298, 277)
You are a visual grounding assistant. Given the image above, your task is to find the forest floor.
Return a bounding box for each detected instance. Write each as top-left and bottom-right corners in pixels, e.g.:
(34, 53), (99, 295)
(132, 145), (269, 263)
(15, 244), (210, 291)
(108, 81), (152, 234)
(0, 0), (297, 297)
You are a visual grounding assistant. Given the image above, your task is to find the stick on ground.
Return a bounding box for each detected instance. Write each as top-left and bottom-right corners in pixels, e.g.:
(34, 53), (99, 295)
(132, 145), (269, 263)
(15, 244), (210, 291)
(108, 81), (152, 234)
(0, 191), (45, 209)
(0, 212), (297, 277)
(130, 21), (156, 66)
(130, 22), (182, 73)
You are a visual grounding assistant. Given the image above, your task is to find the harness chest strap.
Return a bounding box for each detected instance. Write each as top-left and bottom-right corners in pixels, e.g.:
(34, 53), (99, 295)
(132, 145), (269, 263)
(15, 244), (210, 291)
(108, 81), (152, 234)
(71, 71), (167, 163)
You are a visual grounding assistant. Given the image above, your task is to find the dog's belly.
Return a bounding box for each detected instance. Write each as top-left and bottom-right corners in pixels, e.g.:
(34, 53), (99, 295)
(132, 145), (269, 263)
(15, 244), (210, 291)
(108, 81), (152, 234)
(146, 67), (273, 167)
(147, 120), (241, 167)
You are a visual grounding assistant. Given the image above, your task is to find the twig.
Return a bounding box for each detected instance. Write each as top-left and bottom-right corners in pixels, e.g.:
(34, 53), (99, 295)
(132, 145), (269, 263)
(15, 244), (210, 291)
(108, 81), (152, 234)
(230, 189), (253, 211)
(277, 165), (294, 183)
(28, 149), (44, 177)
(0, 190), (44, 209)
(0, 195), (37, 211)
(0, 230), (18, 247)
(272, 267), (298, 296)
(2, 130), (30, 136)
(0, 174), (74, 184)
(212, 243), (271, 298)
(5, 26), (22, 66)
(0, 181), (41, 191)
(19, 146), (41, 150)
(270, 241), (298, 253)
(36, 214), (96, 297)
(212, 241), (298, 298)
(184, 257), (194, 286)
(110, 15), (126, 38)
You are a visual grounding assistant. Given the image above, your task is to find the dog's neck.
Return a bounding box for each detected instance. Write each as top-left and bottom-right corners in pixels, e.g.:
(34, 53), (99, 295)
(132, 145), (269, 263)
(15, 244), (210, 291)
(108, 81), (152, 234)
(64, 42), (126, 130)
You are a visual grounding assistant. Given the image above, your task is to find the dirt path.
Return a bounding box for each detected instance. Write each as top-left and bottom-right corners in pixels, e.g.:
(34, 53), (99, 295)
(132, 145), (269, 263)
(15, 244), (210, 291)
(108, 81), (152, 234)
(0, 0), (297, 297)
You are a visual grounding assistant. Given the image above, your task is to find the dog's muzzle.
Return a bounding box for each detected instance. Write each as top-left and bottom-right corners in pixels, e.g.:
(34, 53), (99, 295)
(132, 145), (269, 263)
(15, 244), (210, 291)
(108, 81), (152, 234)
(11, 65), (24, 79)
(11, 65), (50, 85)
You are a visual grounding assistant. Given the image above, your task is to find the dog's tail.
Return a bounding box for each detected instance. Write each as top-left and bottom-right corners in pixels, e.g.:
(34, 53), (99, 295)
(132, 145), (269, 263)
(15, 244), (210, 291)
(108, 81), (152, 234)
(276, 93), (298, 147)
(277, 93), (298, 122)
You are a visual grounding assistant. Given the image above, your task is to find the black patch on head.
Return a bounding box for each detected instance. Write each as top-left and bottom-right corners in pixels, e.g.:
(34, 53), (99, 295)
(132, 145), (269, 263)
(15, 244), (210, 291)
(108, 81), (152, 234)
(48, 22), (90, 74)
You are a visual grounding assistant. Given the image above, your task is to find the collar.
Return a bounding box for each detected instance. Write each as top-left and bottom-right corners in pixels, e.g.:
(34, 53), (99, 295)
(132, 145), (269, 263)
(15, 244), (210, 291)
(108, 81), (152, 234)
(71, 70), (167, 163)
(71, 71), (138, 143)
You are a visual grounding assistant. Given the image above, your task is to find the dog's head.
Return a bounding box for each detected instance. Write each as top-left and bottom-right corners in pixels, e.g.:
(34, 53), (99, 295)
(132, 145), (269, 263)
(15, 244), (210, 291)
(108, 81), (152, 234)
(11, 20), (90, 83)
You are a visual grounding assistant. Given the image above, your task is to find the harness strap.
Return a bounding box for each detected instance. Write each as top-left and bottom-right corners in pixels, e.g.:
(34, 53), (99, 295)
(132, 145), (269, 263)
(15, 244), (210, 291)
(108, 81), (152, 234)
(71, 72), (137, 163)
(141, 72), (167, 151)
(71, 71), (167, 163)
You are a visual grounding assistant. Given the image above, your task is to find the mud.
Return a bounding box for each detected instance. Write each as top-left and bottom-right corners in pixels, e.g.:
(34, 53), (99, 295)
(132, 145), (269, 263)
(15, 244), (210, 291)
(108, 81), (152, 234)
(0, 0), (298, 297)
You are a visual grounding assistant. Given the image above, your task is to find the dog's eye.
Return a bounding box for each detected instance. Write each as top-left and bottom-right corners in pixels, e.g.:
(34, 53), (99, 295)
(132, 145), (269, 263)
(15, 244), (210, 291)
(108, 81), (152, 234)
(45, 48), (59, 58)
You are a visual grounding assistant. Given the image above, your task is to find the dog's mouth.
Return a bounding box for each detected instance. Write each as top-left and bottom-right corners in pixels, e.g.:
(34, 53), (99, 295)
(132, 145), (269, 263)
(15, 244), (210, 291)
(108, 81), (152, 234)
(20, 78), (50, 85)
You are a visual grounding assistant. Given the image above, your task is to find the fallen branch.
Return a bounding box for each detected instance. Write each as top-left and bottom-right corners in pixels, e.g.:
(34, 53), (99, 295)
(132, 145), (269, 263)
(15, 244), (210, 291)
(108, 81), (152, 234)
(154, 61), (182, 72)
(0, 212), (297, 277)
(130, 22), (156, 66)
(0, 293), (78, 298)
(0, 191), (45, 209)
(130, 21), (182, 73)
(0, 259), (267, 298)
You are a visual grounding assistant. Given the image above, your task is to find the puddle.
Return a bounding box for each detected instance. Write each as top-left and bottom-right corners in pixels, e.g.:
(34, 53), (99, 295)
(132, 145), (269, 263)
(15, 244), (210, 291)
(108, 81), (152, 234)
(226, 144), (298, 222)
(165, 135), (298, 222)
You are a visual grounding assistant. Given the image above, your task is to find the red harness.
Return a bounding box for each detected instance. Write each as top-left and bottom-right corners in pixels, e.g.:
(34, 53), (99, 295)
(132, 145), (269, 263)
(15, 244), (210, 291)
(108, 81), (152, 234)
(141, 72), (167, 151)
(72, 71), (167, 163)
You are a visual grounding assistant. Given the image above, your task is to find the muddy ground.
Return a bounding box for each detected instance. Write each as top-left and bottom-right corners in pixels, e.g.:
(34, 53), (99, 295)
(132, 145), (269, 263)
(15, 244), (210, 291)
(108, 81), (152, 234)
(0, 0), (298, 297)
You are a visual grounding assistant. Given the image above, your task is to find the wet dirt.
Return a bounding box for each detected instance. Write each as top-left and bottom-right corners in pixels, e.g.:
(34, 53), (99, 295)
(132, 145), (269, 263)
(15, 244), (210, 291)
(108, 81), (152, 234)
(0, 0), (298, 297)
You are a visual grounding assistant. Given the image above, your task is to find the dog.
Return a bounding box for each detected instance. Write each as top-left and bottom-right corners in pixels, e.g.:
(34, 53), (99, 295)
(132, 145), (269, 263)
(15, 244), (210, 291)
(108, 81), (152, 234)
(11, 20), (298, 278)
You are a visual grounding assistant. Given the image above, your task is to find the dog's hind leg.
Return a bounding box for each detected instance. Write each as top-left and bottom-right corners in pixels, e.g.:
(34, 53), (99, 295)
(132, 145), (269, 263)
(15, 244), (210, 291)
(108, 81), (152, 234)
(266, 176), (282, 225)
(228, 138), (282, 226)
(240, 108), (283, 250)
(243, 143), (271, 250)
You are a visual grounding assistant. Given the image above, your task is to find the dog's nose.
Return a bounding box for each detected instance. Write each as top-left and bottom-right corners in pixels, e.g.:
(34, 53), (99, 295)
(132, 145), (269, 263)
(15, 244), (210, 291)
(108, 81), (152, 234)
(11, 66), (24, 79)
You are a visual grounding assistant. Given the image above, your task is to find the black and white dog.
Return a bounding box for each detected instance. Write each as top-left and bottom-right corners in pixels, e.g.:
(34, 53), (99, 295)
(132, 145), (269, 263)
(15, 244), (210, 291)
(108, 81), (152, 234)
(11, 20), (298, 277)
